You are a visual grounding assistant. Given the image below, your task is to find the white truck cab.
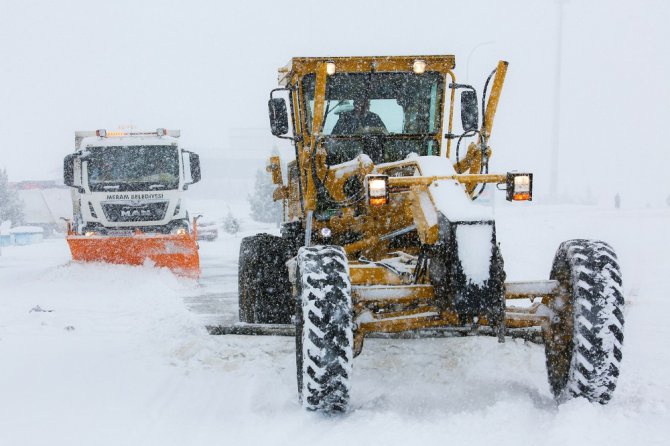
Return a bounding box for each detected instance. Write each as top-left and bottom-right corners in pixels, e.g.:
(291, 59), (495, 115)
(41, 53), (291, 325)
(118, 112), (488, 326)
(64, 129), (201, 235)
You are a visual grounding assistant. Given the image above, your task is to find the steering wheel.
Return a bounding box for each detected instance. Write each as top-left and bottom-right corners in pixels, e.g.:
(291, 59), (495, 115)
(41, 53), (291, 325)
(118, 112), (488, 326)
(355, 126), (388, 164)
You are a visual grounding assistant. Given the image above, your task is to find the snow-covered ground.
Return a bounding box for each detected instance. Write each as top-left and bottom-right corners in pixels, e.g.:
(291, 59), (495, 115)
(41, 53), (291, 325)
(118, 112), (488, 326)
(0, 202), (668, 446)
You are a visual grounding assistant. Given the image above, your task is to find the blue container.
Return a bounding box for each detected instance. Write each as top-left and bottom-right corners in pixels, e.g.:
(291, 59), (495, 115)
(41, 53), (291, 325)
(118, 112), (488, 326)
(9, 227), (44, 246)
(0, 234), (12, 247)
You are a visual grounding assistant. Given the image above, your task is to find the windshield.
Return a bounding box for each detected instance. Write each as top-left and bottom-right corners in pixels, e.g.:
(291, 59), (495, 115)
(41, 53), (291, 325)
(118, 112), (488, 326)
(85, 146), (180, 192)
(302, 72), (444, 164)
(303, 72), (443, 135)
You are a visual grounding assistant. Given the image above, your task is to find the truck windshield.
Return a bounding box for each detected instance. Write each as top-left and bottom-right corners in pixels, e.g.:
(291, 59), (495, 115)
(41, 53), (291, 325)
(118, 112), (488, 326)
(86, 146), (180, 192)
(302, 72), (444, 164)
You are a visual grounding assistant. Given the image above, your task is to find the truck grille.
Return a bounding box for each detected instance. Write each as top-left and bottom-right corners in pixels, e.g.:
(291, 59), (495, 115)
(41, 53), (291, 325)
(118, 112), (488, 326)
(101, 201), (169, 222)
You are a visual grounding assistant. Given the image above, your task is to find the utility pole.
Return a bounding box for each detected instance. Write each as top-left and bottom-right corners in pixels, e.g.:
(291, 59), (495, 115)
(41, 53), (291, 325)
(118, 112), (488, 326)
(550, 0), (567, 202)
(465, 41), (495, 84)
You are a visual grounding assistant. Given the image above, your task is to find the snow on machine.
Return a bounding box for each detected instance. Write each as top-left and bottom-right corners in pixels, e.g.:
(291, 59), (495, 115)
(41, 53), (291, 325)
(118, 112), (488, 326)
(210, 55), (624, 413)
(63, 128), (202, 277)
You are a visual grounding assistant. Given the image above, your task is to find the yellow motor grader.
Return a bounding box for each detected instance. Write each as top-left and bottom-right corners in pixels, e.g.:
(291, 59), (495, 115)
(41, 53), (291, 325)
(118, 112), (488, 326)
(227, 55), (624, 413)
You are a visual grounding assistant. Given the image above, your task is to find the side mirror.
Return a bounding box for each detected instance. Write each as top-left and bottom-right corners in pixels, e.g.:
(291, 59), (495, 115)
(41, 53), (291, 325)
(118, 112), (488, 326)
(461, 90), (479, 132)
(63, 154), (76, 187)
(189, 153), (201, 184)
(268, 98), (289, 136)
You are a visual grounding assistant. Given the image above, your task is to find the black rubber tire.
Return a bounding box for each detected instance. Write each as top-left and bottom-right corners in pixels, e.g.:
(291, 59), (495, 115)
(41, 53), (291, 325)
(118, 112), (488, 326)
(238, 233), (292, 324)
(544, 239), (624, 404)
(295, 245), (353, 413)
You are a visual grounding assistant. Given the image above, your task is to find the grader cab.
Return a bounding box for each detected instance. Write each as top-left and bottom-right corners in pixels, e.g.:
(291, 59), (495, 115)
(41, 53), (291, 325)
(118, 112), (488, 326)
(233, 55), (624, 413)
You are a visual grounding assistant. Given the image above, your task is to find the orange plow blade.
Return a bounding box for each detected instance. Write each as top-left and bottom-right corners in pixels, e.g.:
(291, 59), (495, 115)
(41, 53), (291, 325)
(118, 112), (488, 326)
(66, 232), (200, 278)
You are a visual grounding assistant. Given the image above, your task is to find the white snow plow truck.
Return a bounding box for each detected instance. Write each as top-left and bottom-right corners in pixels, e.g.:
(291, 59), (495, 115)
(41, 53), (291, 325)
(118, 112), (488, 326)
(63, 128), (201, 277)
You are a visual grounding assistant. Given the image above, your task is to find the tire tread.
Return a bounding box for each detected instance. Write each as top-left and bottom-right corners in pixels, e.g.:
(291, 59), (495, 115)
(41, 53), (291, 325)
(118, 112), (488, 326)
(546, 239), (624, 404)
(296, 245), (353, 413)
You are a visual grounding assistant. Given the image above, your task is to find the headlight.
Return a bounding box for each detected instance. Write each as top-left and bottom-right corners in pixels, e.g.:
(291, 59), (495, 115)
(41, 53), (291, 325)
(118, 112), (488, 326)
(326, 62), (336, 75)
(171, 226), (188, 235)
(366, 174), (389, 206)
(413, 59), (427, 74)
(506, 173), (533, 201)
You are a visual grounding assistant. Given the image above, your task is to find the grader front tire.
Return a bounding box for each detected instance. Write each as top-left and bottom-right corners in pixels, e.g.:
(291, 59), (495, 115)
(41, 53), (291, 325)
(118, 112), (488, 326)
(295, 245), (353, 413)
(544, 239), (624, 404)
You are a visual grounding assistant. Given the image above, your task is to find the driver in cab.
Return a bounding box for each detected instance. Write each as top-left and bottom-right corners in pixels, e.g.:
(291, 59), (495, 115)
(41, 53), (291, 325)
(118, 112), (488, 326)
(331, 99), (388, 135)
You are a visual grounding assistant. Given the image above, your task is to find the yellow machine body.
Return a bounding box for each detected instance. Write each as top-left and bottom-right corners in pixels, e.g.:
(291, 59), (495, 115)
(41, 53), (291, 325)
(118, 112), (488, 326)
(266, 55), (553, 354)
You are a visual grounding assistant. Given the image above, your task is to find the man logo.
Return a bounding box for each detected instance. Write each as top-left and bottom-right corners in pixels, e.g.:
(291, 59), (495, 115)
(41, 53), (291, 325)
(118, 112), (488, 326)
(121, 209), (152, 218)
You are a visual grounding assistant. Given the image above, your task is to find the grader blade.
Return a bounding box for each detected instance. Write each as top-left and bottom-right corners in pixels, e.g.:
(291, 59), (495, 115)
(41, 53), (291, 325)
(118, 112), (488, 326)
(206, 322), (544, 344)
(207, 323), (296, 336)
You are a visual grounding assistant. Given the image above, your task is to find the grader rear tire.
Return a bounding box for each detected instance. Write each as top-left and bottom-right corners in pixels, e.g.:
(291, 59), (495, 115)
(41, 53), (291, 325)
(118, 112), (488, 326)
(295, 245), (353, 413)
(544, 239), (624, 404)
(238, 234), (292, 324)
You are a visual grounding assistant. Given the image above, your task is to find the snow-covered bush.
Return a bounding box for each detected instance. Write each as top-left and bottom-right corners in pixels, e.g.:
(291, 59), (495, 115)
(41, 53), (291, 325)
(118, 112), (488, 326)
(222, 211), (240, 234)
(0, 169), (24, 225)
(248, 167), (281, 224)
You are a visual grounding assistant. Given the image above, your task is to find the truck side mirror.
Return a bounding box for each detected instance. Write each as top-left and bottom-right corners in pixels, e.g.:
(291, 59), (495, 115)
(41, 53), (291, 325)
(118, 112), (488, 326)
(189, 153), (201, 184)
(461, 90), (479, 132)
(63, 154), (76, 187)
(269, 98), (289, 136)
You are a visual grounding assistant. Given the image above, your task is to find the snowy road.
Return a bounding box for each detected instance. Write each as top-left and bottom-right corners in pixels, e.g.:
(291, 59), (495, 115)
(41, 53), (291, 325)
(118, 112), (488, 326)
(0, 204), (668, 445)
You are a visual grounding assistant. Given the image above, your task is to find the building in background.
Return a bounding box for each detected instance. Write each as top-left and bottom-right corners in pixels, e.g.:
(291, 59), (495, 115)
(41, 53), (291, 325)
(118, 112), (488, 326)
(13, 180), (72, 235)
(194, 128), (279, 202)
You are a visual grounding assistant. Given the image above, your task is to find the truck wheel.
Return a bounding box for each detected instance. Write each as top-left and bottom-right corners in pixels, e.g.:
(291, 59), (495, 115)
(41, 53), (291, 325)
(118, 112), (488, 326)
(295, 245), (353, 412)
(238, 234), (292, 324)
(544, 239), (624, 404)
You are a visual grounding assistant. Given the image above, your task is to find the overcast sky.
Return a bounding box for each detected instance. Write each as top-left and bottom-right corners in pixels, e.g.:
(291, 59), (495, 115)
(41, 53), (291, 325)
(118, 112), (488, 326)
(1, 0), (669, 205)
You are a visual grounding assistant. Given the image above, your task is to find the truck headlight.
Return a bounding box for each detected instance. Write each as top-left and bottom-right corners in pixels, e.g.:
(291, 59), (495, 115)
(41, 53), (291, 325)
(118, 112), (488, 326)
(506, 173), (533, 201)
(170, 221), (189, 235)
(366, 174), (389, 206)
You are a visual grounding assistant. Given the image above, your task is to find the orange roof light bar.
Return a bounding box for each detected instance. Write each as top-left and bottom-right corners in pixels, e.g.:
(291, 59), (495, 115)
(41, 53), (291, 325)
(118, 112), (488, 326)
(94, 128), (177, 138)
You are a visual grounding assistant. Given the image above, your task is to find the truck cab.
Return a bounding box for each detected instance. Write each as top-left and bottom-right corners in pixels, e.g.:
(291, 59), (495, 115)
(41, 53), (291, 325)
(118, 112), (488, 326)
(64, 129), (201, 235)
